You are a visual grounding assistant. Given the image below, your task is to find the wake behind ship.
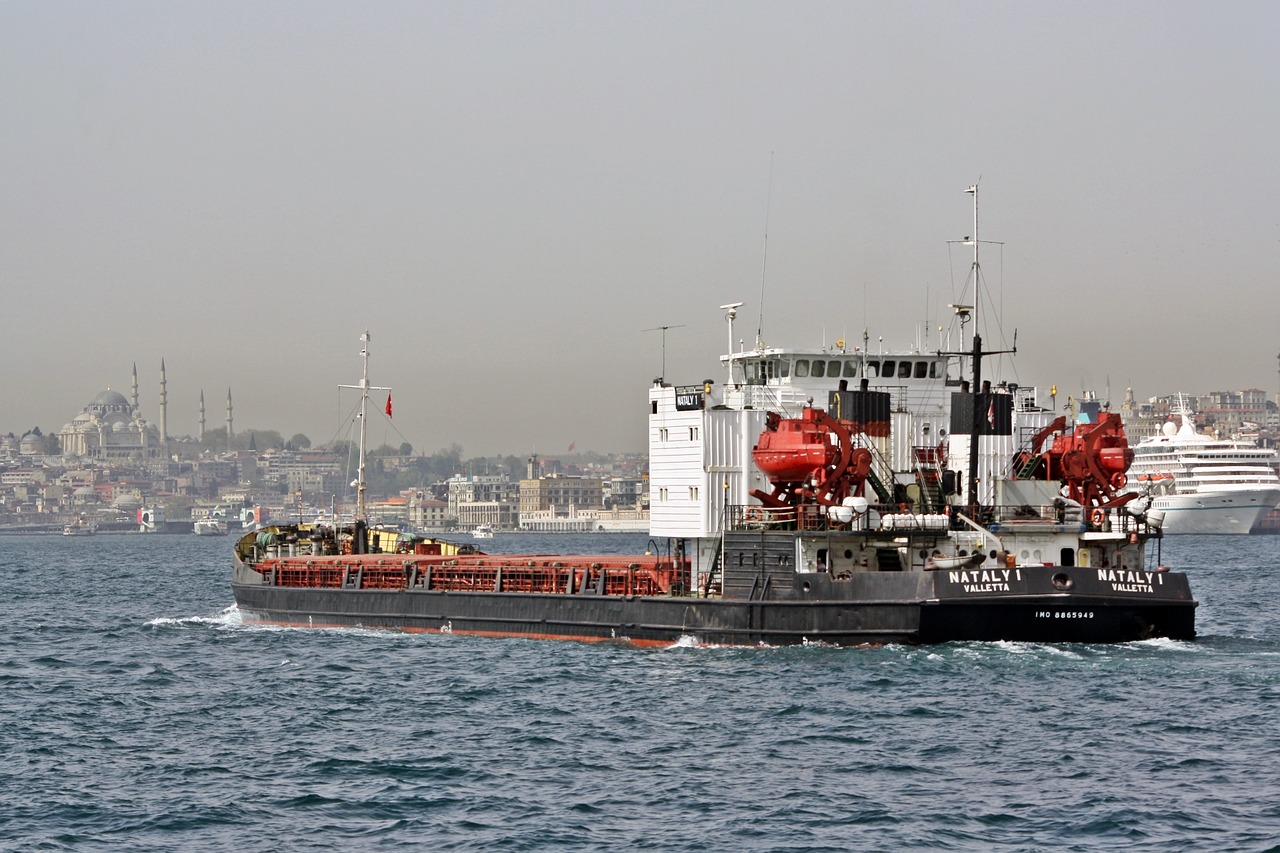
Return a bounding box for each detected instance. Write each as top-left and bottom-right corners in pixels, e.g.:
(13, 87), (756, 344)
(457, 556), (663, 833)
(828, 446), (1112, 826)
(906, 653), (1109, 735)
(231, 189), (1196, 645)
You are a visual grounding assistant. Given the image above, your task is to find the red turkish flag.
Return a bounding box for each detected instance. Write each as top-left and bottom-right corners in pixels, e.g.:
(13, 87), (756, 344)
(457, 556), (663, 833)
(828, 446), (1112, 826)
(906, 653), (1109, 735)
(385, 393), (393, 418)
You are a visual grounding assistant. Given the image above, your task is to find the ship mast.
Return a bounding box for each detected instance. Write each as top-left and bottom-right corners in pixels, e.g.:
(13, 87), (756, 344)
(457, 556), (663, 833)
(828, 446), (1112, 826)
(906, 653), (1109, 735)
(955, 183), (1014, 509)
(339, 331), (390, 525)
(965, 185), (982, 510)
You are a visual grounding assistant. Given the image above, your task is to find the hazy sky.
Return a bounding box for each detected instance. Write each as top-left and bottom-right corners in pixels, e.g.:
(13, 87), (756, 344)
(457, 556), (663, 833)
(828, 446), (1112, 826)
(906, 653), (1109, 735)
(3, 1), (1278, 456)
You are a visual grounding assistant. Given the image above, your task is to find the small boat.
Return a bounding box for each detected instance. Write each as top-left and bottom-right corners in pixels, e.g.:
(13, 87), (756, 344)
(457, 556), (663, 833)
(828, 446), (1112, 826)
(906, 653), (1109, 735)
(62, 521), (97, 536)
(193, 519), (229, 536)
(231, 193), (1196, 646)
(470, 524), (495, 539)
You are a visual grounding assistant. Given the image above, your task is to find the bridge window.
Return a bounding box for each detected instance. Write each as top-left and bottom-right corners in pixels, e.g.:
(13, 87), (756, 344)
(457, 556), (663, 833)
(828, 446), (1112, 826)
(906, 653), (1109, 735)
(843, 361), (859, 378)
(881, 360), (895, 378)
(794, 359), (810, 377)
(898, 361), (912, 379)
(866, 360), (880, 378)
(914, 361), (928, 379)
(811, 360), (825, 378)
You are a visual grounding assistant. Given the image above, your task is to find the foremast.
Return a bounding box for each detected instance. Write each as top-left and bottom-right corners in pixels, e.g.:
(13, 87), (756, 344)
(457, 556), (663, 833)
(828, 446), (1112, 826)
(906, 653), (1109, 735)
(339, 331), (390, 529)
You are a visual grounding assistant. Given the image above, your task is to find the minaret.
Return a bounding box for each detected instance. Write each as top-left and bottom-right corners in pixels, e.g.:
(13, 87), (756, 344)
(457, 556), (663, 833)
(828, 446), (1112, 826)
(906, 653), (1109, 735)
(198, 390), (206, 442)
(226, 388), (234, 452)
(159, 359), (168, 443)
(131, 363), (140, 412)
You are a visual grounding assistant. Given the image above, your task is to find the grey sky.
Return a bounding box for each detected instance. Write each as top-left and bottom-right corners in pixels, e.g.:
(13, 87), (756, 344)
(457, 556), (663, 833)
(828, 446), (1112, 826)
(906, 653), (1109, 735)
(3, 1), (1278, 456)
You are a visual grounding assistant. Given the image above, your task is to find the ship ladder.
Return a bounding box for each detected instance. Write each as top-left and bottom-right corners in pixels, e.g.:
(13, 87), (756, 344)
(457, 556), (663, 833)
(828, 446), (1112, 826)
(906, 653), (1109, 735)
(911, 446), (946, 512)
(1014, 452), (1044, 480)
(915, 468), (945, 512)
(703, 536), (725, 598)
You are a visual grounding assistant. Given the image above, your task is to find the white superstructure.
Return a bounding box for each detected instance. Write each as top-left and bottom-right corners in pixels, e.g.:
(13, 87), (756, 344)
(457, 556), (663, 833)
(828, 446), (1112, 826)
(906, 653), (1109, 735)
(1126, 401), (1280, 534)
(647, 338), (1066, 591)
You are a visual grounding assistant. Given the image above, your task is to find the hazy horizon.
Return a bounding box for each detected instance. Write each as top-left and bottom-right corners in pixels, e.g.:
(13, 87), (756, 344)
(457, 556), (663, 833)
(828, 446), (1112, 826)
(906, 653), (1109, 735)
(4, 2), (1278, 456)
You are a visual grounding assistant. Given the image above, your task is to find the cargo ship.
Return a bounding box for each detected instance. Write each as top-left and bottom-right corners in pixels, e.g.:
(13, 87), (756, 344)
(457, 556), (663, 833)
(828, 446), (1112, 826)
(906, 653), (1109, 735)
(232, 190), (1196, 645)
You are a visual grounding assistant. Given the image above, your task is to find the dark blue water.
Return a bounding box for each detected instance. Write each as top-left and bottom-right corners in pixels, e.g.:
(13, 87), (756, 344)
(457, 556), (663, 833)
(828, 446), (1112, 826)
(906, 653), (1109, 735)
(2, 532), (1278, 852)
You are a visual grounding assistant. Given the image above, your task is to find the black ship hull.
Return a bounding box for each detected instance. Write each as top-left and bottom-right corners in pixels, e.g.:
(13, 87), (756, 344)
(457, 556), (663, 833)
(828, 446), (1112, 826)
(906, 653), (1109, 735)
(232, 562), (1196, 646)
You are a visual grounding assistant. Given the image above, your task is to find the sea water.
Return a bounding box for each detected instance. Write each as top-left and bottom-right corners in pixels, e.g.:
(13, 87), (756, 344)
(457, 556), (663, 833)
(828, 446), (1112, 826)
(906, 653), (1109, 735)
(1, 532), (1278, 852)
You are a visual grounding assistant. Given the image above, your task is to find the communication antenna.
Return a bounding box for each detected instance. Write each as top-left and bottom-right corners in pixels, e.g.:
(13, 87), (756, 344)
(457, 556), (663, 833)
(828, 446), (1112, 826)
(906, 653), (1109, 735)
(757, 152), (774, 348)
(643, 324), (686, 383)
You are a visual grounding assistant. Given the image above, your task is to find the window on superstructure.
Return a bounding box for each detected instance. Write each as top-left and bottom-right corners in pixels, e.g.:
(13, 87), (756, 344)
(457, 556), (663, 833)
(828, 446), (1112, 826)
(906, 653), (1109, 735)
(867, 360), (880, 378)
(795, 360), (810, 377)
(827, 360), (840, 377)
(898, 361), (912, 379)
(929, 361), (940, 379)
(914, 361), (928, 379)
(843, 361), (859, 378)
(812, 361), (825, 378)
(881, 360), (895, 378)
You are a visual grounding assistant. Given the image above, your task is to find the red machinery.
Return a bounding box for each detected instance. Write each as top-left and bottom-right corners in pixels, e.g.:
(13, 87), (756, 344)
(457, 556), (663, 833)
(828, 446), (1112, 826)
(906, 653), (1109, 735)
(1018, 412), (1136, 508)
(750, 408), (873, 508)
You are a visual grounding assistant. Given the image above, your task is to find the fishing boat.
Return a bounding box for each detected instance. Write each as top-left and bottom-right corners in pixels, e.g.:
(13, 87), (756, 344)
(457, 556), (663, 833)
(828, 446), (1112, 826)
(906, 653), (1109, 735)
(231, 191), (1196, 645)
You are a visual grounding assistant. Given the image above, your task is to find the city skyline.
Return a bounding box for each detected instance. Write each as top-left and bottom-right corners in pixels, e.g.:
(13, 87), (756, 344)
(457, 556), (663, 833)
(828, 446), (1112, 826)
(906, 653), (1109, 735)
(3, 2), (1278, 455)
(9, 357), (1280, 457)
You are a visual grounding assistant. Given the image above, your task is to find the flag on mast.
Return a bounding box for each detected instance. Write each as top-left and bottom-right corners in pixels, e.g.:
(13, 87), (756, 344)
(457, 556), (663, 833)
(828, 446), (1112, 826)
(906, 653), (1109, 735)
(385, 393), (393, 418)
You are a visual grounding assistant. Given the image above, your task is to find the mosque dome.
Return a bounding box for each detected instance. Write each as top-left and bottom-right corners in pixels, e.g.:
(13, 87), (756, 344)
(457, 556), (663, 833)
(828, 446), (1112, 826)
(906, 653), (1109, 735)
(91, 390), (130, 408)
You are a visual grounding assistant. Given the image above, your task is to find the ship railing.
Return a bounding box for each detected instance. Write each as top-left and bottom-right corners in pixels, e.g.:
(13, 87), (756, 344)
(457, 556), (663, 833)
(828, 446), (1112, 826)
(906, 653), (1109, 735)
(725, 501), (1161, 538)
(262, 555), (689, 596)
(983, 502), (1158, 536)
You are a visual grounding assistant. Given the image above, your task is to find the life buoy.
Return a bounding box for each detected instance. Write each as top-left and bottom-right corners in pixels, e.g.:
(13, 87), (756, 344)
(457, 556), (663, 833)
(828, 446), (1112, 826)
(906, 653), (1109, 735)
(1090, 508), (1107, 527)
(1111, 472), (1127, 489)
(744, 507), (765, 524)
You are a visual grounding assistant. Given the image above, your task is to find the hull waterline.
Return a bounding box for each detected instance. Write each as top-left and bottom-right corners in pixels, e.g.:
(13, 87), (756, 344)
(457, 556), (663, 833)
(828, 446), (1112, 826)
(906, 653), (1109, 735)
(233, 558), (1195, 646)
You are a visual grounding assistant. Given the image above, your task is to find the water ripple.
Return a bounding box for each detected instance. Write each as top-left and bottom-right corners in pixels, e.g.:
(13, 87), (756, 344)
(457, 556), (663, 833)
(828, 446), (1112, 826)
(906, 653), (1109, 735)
(2, 534), (1280, 851)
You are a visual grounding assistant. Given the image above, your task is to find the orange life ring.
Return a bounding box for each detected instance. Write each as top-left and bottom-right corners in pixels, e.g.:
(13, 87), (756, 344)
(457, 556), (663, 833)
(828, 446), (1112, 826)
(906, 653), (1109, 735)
(1090, 508), (1106, 527)
(1111, 472), (1127, 489)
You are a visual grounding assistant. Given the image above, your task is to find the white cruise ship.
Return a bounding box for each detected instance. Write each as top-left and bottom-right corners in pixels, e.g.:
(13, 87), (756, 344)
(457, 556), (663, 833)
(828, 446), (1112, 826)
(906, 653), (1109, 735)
(1126, 403), (1280, 534)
